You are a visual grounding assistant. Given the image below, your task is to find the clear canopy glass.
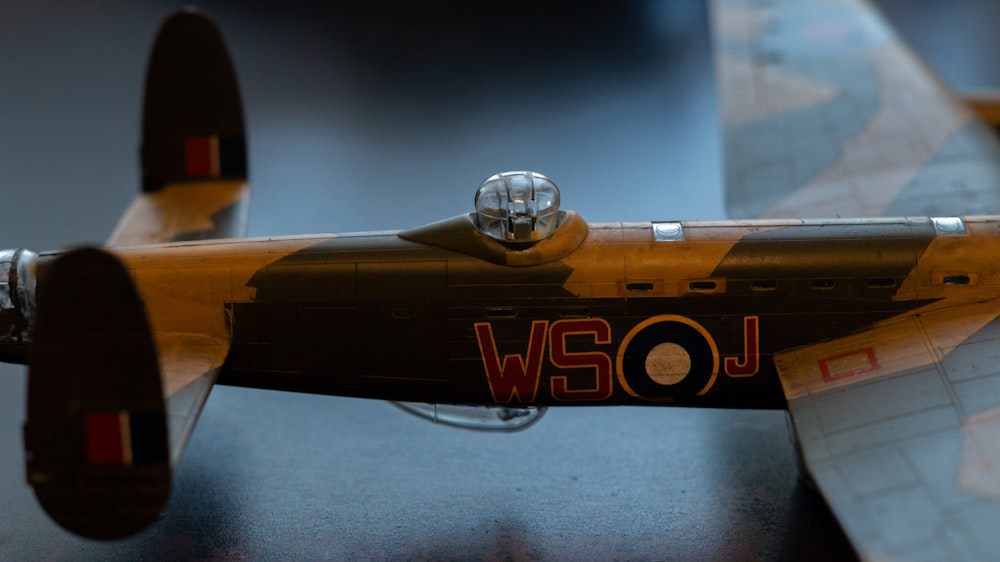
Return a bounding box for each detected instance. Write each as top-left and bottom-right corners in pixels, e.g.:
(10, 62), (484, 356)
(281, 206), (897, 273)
(474, 171), (560, 244)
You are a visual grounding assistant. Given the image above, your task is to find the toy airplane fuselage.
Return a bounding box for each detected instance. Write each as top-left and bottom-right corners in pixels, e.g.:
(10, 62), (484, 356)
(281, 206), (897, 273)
(0, 211), (981, 408)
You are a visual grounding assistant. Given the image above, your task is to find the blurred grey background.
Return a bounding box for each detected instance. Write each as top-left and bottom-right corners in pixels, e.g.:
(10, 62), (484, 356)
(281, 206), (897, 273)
(0, 1), (998, 559)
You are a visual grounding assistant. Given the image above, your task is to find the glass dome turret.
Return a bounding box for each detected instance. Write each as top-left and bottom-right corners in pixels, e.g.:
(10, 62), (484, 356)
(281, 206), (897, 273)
(474, 171), (560, 244)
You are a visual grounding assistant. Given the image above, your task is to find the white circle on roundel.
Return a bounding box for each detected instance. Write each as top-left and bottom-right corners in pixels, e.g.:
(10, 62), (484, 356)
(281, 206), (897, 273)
(644, 342), (691, 386)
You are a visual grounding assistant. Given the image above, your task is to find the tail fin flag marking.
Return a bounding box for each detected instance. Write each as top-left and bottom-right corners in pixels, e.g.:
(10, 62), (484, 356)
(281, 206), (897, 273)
(184, 135), (246, 179)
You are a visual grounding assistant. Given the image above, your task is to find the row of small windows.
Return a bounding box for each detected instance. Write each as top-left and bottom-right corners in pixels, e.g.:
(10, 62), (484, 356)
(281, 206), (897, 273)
(623, 280), (731, 292)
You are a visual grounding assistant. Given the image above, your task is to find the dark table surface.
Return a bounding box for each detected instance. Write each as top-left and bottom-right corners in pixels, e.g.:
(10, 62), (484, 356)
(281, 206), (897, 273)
(1, 1), (998, 559)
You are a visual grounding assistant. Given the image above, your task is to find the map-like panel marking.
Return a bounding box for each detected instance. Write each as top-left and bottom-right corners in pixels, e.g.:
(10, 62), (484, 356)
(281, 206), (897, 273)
(713, 0), (1000, 220)
(757, 44), (971, 218)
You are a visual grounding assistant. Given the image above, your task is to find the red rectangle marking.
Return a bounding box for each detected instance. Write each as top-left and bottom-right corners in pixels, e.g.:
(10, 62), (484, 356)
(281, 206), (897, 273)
(818, 348), (879, 382)
(84, 411), (133, 466)
(184, 136), (220, 177)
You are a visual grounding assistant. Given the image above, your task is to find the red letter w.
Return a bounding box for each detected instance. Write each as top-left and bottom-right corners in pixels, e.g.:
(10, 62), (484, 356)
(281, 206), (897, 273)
(474, 321), (548, 403)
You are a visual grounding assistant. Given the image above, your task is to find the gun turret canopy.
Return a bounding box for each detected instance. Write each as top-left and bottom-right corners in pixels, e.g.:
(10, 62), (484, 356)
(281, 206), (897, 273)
(474, 171), (560, 245)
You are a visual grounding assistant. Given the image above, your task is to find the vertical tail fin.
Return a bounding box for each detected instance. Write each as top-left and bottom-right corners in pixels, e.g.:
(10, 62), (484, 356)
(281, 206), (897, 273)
(141, 9), (246, 191)
(25, 248), (169, 539)
(109, 10), (250, 247)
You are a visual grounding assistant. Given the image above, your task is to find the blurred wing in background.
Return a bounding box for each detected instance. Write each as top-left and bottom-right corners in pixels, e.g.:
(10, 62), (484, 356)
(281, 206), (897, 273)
(712, 0), (1000, 559)
(712, 0), (1000, 219)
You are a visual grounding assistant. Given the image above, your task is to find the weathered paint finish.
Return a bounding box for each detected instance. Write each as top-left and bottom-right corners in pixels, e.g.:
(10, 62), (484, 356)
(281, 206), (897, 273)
(18, 213), (984, 411)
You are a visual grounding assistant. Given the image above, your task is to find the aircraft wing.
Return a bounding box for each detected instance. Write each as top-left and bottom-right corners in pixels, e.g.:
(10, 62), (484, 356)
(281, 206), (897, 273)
(711, 0), (1000, 219)
(712, 0), (1000, 559)
(775, 300), (1000, 559)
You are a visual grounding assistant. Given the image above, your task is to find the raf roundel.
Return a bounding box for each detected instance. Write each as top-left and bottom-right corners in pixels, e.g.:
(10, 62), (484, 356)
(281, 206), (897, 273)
(616, 315), (720, 401)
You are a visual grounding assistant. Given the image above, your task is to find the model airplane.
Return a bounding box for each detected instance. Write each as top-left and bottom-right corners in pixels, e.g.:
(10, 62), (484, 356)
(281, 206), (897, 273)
(3, 0), (1000, 559)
